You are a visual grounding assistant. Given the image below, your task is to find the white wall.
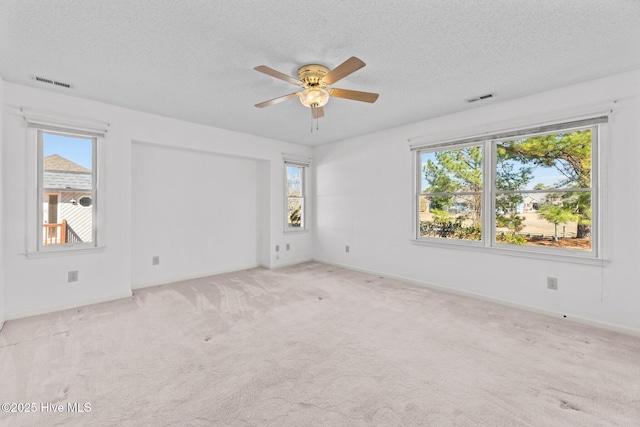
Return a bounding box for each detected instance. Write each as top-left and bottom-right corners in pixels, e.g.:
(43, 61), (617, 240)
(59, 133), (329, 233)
(313, 70), (640, 334)
(131, 143), (260, 288)
(5, 71), (638, 334)
(2, 82), (312, 319)
(0, 76), (5, 330)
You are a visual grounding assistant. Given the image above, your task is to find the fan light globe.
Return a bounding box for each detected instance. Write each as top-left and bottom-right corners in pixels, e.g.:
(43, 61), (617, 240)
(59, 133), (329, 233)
(299, 87), (330, 108)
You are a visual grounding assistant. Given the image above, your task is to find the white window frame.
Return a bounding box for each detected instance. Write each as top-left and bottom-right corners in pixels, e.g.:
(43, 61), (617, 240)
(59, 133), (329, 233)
(411, 116), (607, 264)
(284, 159), (309, 232)
(26, 122), (105, 257)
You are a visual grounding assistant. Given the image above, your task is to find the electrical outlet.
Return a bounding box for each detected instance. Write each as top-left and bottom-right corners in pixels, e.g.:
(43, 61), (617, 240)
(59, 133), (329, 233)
(68, 270), (79, 282)
(152, 256), (160, 266)
(547, 277), (558, 290)
(275, 245), (279, 252)
(286, 243), (290, 251)
(345, 245), (350, 253)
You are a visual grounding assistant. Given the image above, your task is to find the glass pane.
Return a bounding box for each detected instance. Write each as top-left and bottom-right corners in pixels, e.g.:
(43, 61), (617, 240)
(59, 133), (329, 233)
(496, 128), (591, 191)
(42, 133), (93, 245)
(418, 195), (481, 241)
(286, 165), (303, 197)
(421, 145), (483, 193)
(287, 197), (303, 228)
(495, 191), (591, 251)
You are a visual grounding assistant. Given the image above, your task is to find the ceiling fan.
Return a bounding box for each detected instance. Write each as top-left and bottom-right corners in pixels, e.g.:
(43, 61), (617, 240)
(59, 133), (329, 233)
(253, 57), (379, 119)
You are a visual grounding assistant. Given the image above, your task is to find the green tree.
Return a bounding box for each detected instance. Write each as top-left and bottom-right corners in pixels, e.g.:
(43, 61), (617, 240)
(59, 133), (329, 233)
(537, 205), (580, 240)
(499, 130), (592, 238)
(424, 129), (592, 240)
(423, 147), (483, 226)
(495, 159), (532, 234)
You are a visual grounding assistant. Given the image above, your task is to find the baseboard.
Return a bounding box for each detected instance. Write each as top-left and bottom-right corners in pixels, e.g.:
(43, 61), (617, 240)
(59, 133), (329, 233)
(4, 261), (310, 322)
(269, 257), (313, 270)
(132, 263), (260, 290)
(312, 258), (640, 338)
(5, 290), (133, 321)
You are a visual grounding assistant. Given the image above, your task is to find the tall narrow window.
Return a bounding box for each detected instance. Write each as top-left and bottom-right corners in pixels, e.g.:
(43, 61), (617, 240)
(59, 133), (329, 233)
(37, 128), (98, 250)
(285, 162), (306, 230)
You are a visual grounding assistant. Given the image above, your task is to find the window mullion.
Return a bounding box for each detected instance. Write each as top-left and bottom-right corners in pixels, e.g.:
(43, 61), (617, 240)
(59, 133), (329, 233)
(484, 140), (494, 248)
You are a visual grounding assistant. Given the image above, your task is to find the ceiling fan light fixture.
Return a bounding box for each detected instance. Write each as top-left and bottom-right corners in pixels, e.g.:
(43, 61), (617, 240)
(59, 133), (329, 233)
(299, 87), (330, 108)
(254, 57), (378, 119)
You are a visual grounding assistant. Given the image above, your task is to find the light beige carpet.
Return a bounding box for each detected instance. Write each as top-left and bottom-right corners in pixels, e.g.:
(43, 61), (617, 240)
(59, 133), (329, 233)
(1, 262), (639, 426)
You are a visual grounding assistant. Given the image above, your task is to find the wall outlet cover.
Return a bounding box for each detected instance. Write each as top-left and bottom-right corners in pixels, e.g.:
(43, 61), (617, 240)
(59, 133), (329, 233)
(68, 271), (79, 282)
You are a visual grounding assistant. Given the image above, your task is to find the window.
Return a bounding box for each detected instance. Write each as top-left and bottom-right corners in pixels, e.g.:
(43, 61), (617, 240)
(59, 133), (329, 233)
(285, 161), (307, 230)
(419, 143), (484, 242)
(35, 126), (99, 251)
(413, 117), (606, 258)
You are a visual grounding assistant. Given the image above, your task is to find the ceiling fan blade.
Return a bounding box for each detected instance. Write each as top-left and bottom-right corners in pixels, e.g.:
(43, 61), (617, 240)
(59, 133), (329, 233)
(255, 92), (300, 108)
(329, 88), (379, 103)
(254, 65), (303, 86)
(322, 57), (366, 85)
(312, 106), (325, 119)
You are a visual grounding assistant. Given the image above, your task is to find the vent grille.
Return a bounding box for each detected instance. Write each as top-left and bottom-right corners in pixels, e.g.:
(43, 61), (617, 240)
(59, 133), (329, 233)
(466, 93), (494, 103)
(32, 75), (72, 89)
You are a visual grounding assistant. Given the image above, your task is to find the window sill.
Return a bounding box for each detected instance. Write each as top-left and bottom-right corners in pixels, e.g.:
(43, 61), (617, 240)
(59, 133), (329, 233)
(26, 246), (105, 259)
(410, 239), (609, 266)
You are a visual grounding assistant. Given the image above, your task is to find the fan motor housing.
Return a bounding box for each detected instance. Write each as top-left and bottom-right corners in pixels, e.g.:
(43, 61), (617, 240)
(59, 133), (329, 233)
(297, 64), (329, 87)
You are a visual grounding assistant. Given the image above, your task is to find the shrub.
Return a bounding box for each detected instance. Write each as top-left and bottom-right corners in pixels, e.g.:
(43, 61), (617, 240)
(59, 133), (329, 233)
(420, 219), (481, 240)
(496, 233), (527, 245)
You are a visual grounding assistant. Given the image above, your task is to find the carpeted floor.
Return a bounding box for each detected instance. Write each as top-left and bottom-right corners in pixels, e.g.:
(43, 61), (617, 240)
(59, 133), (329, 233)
(1, 261), (639, 426)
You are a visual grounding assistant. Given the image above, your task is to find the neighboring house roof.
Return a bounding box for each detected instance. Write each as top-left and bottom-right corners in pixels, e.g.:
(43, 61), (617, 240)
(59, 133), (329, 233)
(44, 154), (90, 173)
(43, 155), (92, 190)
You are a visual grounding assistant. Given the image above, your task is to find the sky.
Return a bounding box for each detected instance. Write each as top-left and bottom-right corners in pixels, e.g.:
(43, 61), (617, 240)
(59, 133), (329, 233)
(43, 133), (92, 170)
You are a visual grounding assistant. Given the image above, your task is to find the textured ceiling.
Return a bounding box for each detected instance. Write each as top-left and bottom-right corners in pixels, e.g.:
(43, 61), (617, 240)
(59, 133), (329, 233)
(1, 1), (639, 146)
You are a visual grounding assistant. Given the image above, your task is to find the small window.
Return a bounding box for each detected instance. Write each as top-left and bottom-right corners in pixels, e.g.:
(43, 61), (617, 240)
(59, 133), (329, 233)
(285, 162), (307, 230)
(37, 127), (99, 250)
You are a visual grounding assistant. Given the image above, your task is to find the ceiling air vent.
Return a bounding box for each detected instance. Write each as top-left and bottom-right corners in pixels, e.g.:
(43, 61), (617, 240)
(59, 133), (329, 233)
(465, 93), (494, 103)
(32, 75), (72, 89)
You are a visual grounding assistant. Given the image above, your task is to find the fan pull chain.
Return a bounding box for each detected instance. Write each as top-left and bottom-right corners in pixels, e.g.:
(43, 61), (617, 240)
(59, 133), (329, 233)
(310, 107), (320, 133)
